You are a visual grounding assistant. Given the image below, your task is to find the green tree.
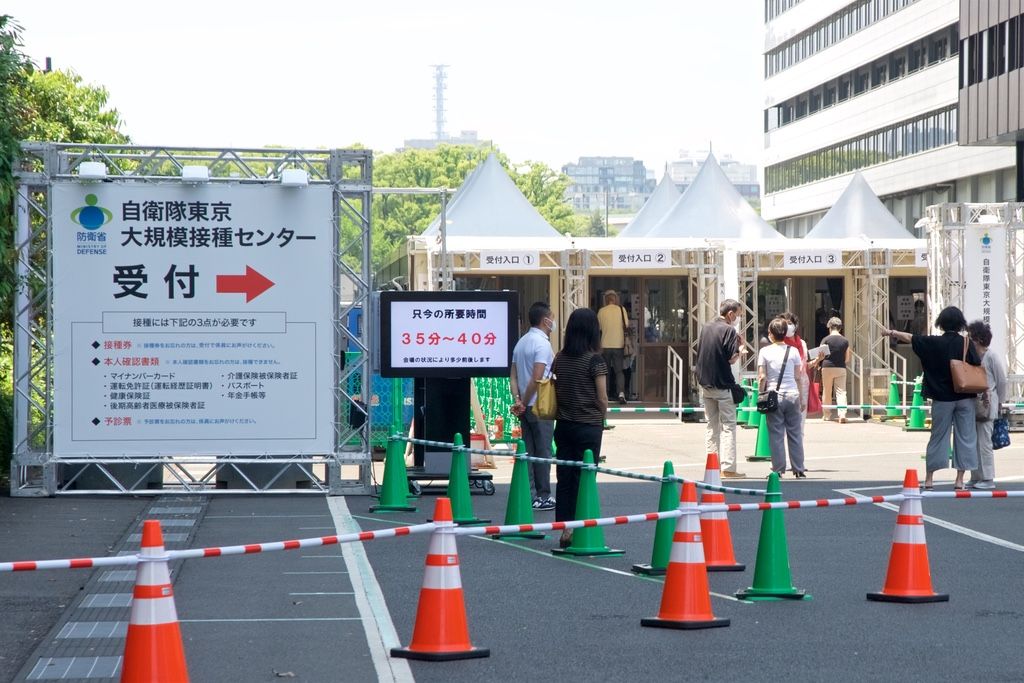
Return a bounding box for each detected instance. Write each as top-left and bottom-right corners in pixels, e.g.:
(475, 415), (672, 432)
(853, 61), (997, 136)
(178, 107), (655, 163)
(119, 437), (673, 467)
(0, 15), (129, 478)
(369, 145), (574, 271)
(588, 209), (606, 237)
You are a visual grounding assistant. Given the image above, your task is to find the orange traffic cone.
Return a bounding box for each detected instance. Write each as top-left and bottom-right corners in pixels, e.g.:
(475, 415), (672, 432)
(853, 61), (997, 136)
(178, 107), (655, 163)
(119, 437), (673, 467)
(121, 520), (189, 683)
(641, 481), (730, 630)
(867, 469), (949, 604)
(391, 498), (490, 660)
(700, 453), (745, 572)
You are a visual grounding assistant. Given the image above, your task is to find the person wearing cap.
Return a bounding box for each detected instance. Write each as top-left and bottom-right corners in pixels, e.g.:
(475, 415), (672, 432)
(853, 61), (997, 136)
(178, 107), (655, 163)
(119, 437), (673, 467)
(816, 317), (851, 423)
(597, 289), (628, 405)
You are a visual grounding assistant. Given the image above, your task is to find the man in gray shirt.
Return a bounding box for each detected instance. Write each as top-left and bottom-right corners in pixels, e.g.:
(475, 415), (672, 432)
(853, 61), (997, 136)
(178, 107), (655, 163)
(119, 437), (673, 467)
(510, 302), (556, 510)
(695, 299), (746, 477)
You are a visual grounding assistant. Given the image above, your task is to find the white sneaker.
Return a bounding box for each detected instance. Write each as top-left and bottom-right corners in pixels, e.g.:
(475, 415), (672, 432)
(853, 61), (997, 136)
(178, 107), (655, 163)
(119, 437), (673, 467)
(973, 481), (995, 490)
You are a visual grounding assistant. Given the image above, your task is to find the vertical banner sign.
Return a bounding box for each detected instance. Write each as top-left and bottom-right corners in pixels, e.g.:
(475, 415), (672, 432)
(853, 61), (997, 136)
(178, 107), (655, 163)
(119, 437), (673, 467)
(52, 182), (335, 456)
(963, 225), (1007, 362)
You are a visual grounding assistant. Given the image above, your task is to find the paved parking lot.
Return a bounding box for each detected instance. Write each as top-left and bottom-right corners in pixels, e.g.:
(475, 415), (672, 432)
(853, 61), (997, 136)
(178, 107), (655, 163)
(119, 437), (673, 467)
(3, 419), (1023, 681)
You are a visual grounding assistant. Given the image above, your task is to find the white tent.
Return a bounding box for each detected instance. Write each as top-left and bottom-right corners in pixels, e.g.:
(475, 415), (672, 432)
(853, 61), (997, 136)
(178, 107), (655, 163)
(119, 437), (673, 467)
(422, 153), (563, 238)
(646, 153), (783, 240)
(805, 172), (916, 240)
(617, 172), (681, 238)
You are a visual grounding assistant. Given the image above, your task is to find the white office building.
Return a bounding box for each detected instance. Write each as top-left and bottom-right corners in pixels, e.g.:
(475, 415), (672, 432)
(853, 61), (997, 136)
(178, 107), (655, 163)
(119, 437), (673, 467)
(762, 0), (1015, 237)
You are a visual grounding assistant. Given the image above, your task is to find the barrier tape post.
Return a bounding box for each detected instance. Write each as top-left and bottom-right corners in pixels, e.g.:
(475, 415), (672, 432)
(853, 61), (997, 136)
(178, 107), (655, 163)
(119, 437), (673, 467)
(552, 450), (624, 558)
(700, 453), (745, 572)
(904, 377), (928, 432)
(747, 411), (771, 462)
(735, 472), (808, 601)
(120, 520), (190, 683)
(370, 434), (417, 513)
(632, 460), (679, 575)
(493, 439), (545, 540)
(641, 481), (729, 630)
(392, 498), (490, 661)
(444, 433), (490, 526)
(867, 469), (949, 604)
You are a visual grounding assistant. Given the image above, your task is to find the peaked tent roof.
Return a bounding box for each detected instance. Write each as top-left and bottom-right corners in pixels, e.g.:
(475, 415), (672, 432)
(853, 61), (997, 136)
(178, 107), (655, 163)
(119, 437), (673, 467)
(617, 172), (682, 238)
(805, 172), (915, 239)
(646, 153), (783, 240)
(422, 153), (562, 238)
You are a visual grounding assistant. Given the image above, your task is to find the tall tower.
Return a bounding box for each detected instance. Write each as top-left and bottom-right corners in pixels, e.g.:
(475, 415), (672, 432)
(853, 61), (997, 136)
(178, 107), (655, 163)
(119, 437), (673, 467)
(430, 64), (448, 141)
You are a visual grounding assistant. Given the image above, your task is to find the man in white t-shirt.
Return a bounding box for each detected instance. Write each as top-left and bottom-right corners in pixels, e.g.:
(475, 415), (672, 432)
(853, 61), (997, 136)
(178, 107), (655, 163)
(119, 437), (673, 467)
(510, 302), (556, 510)
(756, 317), (808, 477)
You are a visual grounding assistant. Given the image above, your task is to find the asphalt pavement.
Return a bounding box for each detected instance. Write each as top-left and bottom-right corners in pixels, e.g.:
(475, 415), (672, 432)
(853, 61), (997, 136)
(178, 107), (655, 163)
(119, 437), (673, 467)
(2, 418), (1024, 682)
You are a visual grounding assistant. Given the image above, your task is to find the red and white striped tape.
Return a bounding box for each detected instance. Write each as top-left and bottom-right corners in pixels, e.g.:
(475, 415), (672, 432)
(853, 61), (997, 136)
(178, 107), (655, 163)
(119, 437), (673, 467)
(4, 490), (1024, 572)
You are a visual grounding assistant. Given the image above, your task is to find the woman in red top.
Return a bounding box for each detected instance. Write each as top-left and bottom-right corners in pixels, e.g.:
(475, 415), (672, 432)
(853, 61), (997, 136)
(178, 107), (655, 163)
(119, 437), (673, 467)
(781, 312), (821, 417)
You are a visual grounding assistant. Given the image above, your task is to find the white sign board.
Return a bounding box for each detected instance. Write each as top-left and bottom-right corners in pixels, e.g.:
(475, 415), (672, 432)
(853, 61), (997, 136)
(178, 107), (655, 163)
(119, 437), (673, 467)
(52, 182), (335, 456)
(612, 249), (672, 269)
(963, 225), (1008, 362)
(478, 250), (540, 270)
(379, 291), (516, 377)
(896, 295), (916, 321)
(782, 250), (841, 270)
(765, 294), (787, 318)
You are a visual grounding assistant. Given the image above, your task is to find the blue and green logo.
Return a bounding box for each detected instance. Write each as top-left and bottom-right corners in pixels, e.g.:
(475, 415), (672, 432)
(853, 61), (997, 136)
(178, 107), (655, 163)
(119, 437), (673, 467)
(70, 194), (112, 230)
(981, 232), (992, 247)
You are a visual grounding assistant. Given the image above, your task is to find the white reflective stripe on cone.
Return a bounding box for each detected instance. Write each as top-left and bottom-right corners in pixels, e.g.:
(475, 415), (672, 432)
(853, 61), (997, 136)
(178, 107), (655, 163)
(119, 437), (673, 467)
(893, 521), (927, 545)
(136, 561), (171, 587)
(129, 596), (179, 626)
(668, 531), (705, 564)
(422, 566), (463, 590)
(426, 531), (458, 556)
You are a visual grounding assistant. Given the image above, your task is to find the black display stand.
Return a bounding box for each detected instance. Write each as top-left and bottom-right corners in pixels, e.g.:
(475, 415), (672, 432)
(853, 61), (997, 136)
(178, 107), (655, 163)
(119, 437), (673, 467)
(408, 377), (493, 494)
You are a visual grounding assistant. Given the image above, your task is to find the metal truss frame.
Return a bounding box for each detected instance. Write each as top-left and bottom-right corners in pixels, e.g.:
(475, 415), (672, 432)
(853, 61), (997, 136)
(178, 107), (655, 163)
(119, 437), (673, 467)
(560, 249), (588, 317)
(925, 202), (1024, 394)
(11, 143), (373, 496)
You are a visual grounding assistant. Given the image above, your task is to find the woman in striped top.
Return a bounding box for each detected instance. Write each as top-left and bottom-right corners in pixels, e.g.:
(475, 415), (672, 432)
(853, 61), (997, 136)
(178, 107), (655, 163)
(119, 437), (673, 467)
(551, 307), (609, 547)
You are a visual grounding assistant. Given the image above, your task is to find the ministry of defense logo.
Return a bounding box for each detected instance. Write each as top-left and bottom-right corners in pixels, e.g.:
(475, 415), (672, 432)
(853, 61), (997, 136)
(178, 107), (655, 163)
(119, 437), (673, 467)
(71, 194), (112, 230)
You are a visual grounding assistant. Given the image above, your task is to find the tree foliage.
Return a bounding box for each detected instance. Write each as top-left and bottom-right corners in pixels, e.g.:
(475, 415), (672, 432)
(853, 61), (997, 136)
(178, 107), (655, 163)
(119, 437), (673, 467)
(369, 144), (575, 271)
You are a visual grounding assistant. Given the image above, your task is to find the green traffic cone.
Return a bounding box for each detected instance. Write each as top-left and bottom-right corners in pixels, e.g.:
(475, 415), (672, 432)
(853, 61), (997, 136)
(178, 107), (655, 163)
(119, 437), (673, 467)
(747, 411), (772, 462)
(370, 436), (417, 513)
(904, 376), (928, 431)
(444, 433), (490, 526)
(745, 384), (761, 428)
(735, 472), (808, 601)
(632, 461), (679, 575)
(885, 373), (903, 419)
(735, 380), (751, 426)
(493, 440), (545, 540)
(552, 450), (624, 557)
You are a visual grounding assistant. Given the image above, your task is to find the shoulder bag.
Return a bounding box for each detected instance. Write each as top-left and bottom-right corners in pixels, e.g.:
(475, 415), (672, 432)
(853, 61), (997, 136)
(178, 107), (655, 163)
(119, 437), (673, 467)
(621, 306), (636, 357)
(950, 336), (988, 394)
(757, 345), (790, 414)
(534, 371), (557, 420)
(993, 417), (1011, 450)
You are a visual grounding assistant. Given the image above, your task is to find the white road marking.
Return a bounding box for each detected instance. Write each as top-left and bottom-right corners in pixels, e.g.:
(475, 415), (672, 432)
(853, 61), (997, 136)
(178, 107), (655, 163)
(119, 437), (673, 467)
(283, 571), (347, 575)
(835, 488), (1024, 553)
(330, 497), (414, 683)
(289, 592), (354, 596)
(181, 618), (362, 623)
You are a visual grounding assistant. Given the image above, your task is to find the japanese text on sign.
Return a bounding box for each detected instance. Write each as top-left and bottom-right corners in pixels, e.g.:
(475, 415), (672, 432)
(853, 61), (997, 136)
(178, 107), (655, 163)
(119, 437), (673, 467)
(782, 250), (841, 270)
(479, 250), (539, 270)
(612, 249), (671, 269)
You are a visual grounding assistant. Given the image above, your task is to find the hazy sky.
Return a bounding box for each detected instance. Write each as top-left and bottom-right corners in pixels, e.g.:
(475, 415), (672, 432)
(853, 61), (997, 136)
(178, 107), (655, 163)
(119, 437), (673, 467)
(8, 1), (764, 174)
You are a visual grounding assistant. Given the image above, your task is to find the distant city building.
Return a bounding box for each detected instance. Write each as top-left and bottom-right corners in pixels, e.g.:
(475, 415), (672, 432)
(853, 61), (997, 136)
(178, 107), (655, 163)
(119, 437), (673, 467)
(668, 150), (760, 201)
(402, 130), (489, 150)
(562, 156), (653, 212)
(762, 0), (1013, 238)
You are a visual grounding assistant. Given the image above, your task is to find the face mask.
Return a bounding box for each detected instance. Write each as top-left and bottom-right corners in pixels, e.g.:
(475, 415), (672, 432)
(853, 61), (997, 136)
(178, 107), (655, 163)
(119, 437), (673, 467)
(544, 317), (555, 331)
(786, 324), (796, 337)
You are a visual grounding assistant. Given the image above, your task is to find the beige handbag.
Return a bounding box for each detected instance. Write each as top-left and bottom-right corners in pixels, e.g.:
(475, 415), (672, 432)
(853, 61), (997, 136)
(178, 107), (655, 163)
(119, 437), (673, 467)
(950, 336), (988, 394)
(534, 374), (557, 420)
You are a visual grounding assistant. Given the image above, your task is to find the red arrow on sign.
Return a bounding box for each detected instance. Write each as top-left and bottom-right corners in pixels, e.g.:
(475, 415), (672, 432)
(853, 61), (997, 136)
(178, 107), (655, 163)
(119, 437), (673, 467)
(216, 266), (275, 302)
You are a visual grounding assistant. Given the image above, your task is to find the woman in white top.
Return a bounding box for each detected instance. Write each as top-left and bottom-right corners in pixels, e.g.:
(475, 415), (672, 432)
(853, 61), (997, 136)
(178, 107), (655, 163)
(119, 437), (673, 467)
(967, 320), (1008, 489)
(757, 317), (809, 477)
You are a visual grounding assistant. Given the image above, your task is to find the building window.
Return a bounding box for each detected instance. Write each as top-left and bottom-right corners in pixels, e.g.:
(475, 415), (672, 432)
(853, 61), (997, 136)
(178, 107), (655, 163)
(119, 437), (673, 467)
(765, 25), (957, 132)
(765, 0), (920, 77)
(765, 106), (957, 194)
